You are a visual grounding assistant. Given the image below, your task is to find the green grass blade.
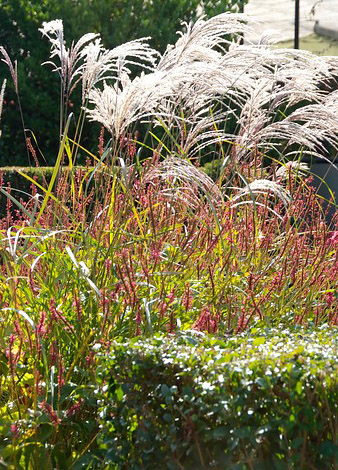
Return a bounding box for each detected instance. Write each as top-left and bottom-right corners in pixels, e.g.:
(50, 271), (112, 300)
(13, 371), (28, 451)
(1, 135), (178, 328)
(35, 113), (73, 224)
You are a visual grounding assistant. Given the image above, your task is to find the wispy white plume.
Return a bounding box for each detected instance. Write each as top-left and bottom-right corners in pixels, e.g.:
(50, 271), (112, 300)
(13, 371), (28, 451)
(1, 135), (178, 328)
(276, 161), (310, 180)
(40, 20), (160, 104)
(158, 13), (252, 70)
(40, 20), (99, 98)
(232, 179), (291, 207)
(0, 47), (18, 93)
(144, 156), (223, 209)
(86, 71), (174, 137)
(82, 12), (338, 165)
(81, 37), (159, 103)
(0, 79), (6, 137)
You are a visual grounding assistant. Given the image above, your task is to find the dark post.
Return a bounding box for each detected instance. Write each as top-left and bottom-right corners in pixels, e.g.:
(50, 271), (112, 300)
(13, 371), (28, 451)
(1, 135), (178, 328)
(294, 0), (300, 49)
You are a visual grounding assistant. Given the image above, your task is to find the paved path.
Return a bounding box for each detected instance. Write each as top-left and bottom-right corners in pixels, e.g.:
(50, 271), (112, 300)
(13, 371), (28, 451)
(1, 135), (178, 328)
(244, 0), (338, 42)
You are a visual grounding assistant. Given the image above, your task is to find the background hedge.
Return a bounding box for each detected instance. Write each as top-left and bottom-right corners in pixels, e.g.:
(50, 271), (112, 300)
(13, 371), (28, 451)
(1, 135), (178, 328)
(96, 327), (338, 469)
(0, 166), (99, 217)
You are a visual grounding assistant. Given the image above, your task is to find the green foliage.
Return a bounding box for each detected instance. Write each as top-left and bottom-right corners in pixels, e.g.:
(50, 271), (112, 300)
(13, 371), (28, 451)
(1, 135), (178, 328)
(96, 328), (338, 469)
(0, 328), (336, 468)
(0, 0), (246, 166)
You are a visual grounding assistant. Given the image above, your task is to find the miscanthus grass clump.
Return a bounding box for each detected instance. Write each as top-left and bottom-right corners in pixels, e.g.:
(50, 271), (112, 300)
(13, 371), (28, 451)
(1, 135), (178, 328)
(0, 13), (337, 468)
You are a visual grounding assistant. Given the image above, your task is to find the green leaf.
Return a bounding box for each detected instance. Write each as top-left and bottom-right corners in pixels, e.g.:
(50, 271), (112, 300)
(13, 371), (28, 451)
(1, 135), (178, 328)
(213, 426), (229, 439)
(291, 436), (303, 449)
(319, 441), (338, 458)
(163, 413), (173, 423)
(115, 386), (124, 401)
(161, 384), (171, 397)
(253, 337), (266, 346)
(256, 377), (268, 389)
(296, 381), (302, 395)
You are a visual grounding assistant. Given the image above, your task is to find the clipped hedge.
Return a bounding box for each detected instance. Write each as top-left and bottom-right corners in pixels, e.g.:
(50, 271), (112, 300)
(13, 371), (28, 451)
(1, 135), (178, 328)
(0, 166), (94, 217)
(96, 327), (337, 470)
(0, 166), (91, 190)
(0, 167), (60, 217)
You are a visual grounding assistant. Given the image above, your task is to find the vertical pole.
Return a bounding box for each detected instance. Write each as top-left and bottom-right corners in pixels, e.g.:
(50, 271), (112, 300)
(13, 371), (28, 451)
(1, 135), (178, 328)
(294, 0), (300, 49)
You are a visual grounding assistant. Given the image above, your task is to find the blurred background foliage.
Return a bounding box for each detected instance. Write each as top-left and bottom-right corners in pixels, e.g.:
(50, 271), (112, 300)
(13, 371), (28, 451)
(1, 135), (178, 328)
(0, 0), (246, 166)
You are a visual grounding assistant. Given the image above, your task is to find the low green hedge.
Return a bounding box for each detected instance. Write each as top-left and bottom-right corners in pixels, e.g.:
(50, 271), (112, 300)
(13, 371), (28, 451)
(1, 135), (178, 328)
(0, 166), (95, 217)
(96, 327), (337, 470)
(0, 167), (62, 218)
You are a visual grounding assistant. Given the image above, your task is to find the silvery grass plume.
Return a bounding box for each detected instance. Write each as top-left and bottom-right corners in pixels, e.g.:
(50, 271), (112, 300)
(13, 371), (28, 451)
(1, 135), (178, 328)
(158, 16), (331, 108)
(323, 55), (338, 77)
(0, 47), (18, 94)
(86, 59), (243, 149)
(81, 38), (159, 104)
(276, 161), (310, 180)
(0, 79), (6, 138)
(171, 44), (329, 124)
(144, 156), (223, 209)
(83, 12), (338, 164)
(256, 99), (338, 161)
(167, 40), (337, 160)
(231, 179), (291, 212)
(157, 13), (252, 70)
(86, 71), (174, 137)
(40, 20), (159, 105)
(159, 59), (256, 115)
(247, 52), (328, 107)
(231, 69), (338, 162)
(39, 20), (98, 100)
(85, 15), (256, 143)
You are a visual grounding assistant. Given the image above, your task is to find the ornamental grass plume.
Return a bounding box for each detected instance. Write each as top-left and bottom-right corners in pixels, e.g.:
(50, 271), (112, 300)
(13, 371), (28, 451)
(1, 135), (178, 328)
(0, 47), (18, 93)
(80, 37), (159, 103)
(37, 15), (338, 171)
(40, 19), (97, 137)
(231, 179), (292, 208)
(157, 13), (252, 70)
(39, 19), (160, 140)
(40, 19), (159, 104)
(81, 13), (338, 167)
(86, 71), (173, 138)
(144, 156), (223, 209)
(0, 79), (6, 138)
(276, 161), (309, 180)
(39, 19), (99, 99)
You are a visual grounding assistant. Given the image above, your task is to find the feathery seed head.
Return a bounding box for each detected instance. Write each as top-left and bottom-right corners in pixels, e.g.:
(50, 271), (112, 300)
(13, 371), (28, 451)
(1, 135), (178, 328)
(232, 179), (291, 208)
(86, 71), (173, 137)
(276, 161), (310, 180)
(0, 79), (6, 137)
(144, 156), (223, 209)
(158, 13), (252, 70)
(0, 47), (18, 93)
(39, 19), (64, 38)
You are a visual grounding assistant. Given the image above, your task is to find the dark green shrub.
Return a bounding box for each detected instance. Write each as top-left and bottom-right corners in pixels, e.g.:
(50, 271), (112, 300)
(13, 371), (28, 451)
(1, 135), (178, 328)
(96, 328), (337, 469)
